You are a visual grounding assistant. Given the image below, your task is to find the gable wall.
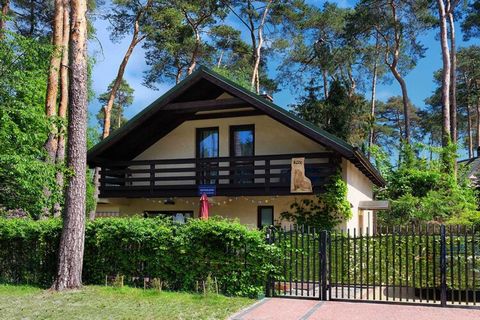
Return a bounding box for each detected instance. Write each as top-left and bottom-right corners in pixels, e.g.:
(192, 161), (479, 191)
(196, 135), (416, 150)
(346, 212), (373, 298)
(341, 158), (374, 233)
(134, 115), (328, 160)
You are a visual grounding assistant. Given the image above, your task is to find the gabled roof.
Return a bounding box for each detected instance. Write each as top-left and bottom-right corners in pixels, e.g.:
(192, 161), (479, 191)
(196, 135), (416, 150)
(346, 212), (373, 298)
(88, 66), (385, 187)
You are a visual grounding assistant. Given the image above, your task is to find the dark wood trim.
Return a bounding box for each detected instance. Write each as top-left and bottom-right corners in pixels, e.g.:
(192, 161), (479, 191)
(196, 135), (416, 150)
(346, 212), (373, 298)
(98, 152), (340, 198)
(191, 110), (262, 120)
(97, 152), (335, 166)
(164, 98), (247, 111)
(257, 206), (274, 229)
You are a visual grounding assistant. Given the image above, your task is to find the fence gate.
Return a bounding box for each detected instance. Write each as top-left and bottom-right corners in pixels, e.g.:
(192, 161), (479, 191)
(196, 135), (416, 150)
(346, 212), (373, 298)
(267, 225), (480, 307)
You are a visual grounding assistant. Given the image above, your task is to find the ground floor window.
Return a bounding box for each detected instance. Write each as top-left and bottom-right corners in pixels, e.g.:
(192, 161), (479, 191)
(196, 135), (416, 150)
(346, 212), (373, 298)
(144, 211), (193, 223)
(257, 206), (274, 229)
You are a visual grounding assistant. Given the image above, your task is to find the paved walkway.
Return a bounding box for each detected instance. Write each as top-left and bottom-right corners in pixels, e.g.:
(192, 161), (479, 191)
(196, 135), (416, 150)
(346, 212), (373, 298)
(229, 298), (480, 320)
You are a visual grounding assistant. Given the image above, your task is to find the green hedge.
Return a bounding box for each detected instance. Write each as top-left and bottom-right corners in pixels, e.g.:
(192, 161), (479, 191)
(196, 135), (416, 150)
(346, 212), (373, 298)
(0, 217), (280, 297)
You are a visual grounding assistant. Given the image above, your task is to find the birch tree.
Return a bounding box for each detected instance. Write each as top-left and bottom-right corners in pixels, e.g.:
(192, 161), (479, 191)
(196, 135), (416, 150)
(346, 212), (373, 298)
(52, 0), (88, 290)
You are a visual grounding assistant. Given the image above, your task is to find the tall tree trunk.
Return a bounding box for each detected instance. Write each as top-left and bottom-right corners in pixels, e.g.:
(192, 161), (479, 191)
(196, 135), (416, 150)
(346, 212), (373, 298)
(368, 39), (380, 159)
(90, 0), (152, 220)
(390, 66), (411, 143)
(448, 10), (457, 144)
(438, 0), (451, 147)
(322, 69), (329, 99)
(477, 98), (480, 153)
(187, 28), (200, 75)
(102, 27), (141, 139)
(28, 0), (35, 36)
(467, 102), (473, 158)
(250, 0), (272, 94)
(0, 0), (9, 37)
(52, 0), (88, 291)
(385, 0), (410, 144)
(44, 0), (65, 162)
(53, 1), (70, 218)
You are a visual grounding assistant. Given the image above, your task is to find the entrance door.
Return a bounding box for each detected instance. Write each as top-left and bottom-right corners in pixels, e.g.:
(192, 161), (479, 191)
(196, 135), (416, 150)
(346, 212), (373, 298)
(230, 125), (254, 184)
(196, 127), (219, 184)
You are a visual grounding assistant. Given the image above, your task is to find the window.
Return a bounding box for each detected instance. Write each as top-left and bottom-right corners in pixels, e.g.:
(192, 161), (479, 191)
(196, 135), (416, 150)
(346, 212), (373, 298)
(196, 127), (219, 184)
(144, 211), (193, 223)
(257, 206), (274, 229)
(197, 127), (219, 159)
(230, 125), (254, 184)
(230, 125), (254, 157)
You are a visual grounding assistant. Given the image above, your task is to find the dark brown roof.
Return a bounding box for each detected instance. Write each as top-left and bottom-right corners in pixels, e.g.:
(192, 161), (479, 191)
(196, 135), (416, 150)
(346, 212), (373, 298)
(87, 66), (385, 187)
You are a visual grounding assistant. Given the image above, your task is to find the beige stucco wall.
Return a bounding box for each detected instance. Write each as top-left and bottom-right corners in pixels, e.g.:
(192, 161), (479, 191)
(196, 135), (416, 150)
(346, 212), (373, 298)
(96, 195), (317, 228)
(341, 158), (374, 234)
(134, 115), (327, 161)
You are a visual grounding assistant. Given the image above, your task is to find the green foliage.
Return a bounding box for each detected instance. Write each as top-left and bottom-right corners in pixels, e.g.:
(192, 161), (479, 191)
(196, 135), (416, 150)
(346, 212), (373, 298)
(96, 79), (134, 133)
(462, 0), (480, 41)
(0, 218), (281, 297)
(0, 33), (63, 218)
(292, 80), (370, 146)
(377, 144), (480, 226)
(281, 173), (352, 230)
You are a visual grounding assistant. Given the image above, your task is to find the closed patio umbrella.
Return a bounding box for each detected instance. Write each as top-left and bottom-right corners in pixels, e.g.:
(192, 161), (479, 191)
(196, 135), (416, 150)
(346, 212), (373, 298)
(199, 193), (209, 220)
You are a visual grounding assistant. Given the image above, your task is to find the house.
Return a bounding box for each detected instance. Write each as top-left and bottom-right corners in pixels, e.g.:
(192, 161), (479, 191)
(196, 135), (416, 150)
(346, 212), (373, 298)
(87, 67), (385, 232)
(459, 149), (480, 189)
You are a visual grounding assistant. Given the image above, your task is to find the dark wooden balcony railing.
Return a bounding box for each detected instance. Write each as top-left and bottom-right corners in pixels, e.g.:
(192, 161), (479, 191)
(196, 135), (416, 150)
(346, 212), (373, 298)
(98, 152), (339, 198)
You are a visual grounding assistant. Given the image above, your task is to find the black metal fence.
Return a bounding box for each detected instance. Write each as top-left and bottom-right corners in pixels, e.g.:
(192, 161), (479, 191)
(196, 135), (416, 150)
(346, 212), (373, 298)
(266, 225), (480, 307)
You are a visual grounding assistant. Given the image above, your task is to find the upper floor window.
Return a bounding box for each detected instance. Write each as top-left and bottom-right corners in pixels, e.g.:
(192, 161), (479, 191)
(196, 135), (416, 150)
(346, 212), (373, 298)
(197, 127), (219, 158)
(230, 125), (254, 157)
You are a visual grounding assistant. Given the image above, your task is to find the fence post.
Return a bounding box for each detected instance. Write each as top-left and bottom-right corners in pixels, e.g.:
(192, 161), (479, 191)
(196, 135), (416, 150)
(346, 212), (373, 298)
(320, 230), (328, 301)
(440, 224), (447, 307)
(265, 228), (273, 298)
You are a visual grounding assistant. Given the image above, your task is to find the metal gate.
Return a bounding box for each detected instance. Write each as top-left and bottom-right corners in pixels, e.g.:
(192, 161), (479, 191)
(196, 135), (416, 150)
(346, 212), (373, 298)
(267, 225), (480, 307)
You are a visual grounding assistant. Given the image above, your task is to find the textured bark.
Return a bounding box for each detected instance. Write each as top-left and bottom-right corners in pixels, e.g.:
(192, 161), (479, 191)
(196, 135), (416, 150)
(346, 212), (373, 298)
(53, 1), (70, 218)
(477, 98), (480, 151)
(448, 10), (457, 144)
(0, 0), (9, 37)
(467, 102), (473, 158)
(52, 0), (88, 291)
(368, 38), (380, 159)
(187, 26), (200, 75)
(438, 0), (451, 146)
(250, 0), (272, 94)
(44, 0), (65, 162)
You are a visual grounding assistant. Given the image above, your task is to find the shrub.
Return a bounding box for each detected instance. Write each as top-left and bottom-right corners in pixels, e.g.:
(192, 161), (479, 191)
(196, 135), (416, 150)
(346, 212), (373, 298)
(281, 173), (352, 230)
(0, 217), (279, 297)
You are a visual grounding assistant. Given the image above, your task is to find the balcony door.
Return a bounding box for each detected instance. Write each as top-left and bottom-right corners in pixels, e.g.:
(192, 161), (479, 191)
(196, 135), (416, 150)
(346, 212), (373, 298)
(196, 127), (219, 184)
(230, 125), (254, 184)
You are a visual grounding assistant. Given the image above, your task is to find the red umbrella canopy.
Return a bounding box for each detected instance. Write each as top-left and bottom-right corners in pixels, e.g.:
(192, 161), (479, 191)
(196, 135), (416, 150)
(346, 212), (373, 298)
(199, 193), (209, 220)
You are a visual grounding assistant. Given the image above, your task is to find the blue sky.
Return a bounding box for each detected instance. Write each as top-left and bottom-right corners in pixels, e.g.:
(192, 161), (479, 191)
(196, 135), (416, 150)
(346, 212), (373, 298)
(88, 0), (479, 133)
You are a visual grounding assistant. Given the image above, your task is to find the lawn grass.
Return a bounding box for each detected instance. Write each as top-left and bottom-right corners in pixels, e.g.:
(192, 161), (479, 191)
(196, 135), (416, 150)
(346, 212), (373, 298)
(0, 284), (254, 320)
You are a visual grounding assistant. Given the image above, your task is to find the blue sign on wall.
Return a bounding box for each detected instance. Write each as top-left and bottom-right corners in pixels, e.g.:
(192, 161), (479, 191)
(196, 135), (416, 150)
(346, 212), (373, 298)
(198, 184), (216, 196)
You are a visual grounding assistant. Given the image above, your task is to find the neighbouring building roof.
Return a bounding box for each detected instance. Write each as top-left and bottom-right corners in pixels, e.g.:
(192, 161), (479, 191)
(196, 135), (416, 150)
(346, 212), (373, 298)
(87, 66), (385, 187)
(459, 156), (480, 185)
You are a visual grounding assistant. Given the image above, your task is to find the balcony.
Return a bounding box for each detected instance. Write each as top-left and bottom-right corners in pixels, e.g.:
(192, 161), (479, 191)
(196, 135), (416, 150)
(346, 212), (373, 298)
(98, 153), (339, 198)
